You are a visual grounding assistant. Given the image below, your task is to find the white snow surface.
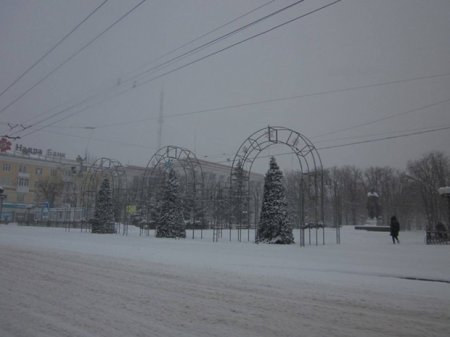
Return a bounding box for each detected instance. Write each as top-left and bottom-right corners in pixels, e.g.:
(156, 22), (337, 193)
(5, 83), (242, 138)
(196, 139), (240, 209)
(1, 224), (449, 337)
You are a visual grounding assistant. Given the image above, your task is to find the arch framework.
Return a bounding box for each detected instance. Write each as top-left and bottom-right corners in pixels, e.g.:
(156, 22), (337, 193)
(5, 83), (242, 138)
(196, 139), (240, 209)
(230, 126), (339, 246)
(80, 157), (127, 232)
(139, 145), (205, 236)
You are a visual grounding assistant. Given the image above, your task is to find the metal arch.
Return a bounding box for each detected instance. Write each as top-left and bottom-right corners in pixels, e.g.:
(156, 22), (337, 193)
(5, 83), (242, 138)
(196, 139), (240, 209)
(230, 126), (330, 246)
(140, 145), (205, 235)
(143, 145), (203, 181)
(80, 157), (127, 231)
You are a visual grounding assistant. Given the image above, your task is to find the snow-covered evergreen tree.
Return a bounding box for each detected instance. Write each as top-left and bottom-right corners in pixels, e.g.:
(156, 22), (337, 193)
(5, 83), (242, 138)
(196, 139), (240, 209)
(92, 178), (116, 234)
(257, 157), (294, 244)
(156, 169), (186, 238)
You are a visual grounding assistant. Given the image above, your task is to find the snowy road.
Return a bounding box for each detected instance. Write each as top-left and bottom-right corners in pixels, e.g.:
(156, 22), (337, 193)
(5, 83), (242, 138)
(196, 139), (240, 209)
(1, 225), (449, 337)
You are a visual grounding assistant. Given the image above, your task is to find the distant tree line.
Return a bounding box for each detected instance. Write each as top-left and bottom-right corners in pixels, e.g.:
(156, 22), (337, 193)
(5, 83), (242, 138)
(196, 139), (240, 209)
(284, 151), (450, 230)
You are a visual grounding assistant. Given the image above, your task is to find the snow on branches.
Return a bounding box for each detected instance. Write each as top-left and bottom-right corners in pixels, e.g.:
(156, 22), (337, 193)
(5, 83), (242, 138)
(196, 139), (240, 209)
(257, 157), (294, 244)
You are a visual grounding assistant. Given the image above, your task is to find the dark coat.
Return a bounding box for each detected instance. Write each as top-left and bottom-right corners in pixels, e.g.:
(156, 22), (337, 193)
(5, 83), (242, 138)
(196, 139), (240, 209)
(390, 217), (400, 236)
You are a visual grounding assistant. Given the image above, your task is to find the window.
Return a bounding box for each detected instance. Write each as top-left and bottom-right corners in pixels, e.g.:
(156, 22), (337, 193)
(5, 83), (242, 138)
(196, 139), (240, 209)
(18, 165), (27, 173)
(17, 178), (29, 193)
(50, 169), (57, 176)
(17, 178), (29, 187)
(16, 193), (25, 202)
(35, 168), (43, 176)
(2, 163), (11, 171)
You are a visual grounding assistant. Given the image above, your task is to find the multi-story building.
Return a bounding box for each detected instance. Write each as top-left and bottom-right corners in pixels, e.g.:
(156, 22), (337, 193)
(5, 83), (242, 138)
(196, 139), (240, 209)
(0, 150), (83, 221)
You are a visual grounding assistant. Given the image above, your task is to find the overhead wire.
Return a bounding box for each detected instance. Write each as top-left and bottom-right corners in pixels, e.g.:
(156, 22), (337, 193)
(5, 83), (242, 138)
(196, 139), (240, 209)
(40, 121), (450, 167)
(49, 70), (450, 130)
(316, 125), (450, 150)
(13, 0), (342, 139)
(0, 0), (109, 99)
(17, 0), (447, 162)
(311, 96), (450, 140)
(212, 125), (450, 164)
(122, 0), (276, 81)
(0, 0), (147, 115)
(129, 0), (306, 82)
(4, 1), (447, 169)
(48, 76), (450, 144)
(10, 68), (450, 137)
(313, 123), (450, 144)
(6, 0), (302, 135)
(137, 0), (343, 88)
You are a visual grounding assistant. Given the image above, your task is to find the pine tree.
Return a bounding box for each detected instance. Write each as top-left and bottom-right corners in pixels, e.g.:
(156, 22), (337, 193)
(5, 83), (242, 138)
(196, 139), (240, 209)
(257, 157), (294, 244)
(156, 169), (186, 238)
(92, 178), (116, 234)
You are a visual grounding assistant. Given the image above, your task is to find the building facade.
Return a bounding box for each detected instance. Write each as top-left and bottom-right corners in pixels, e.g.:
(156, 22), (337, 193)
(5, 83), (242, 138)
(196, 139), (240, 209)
(0, 152), (83, 221)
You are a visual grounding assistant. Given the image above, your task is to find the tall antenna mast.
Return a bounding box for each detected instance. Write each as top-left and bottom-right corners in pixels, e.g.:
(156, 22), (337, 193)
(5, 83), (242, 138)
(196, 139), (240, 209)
(157, 87), (164, 150)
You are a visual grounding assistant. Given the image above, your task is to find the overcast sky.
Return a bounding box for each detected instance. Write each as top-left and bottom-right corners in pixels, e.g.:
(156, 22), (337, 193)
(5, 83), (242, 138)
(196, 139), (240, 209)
(1, 0), (449, 174)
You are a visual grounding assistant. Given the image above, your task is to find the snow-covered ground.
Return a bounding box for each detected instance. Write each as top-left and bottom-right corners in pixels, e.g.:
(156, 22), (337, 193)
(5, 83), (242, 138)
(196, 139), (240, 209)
(1, 224), (449, 337)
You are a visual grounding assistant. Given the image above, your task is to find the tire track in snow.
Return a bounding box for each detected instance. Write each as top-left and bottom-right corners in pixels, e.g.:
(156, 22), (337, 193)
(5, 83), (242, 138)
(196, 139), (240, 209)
(1, 246), (449, 337)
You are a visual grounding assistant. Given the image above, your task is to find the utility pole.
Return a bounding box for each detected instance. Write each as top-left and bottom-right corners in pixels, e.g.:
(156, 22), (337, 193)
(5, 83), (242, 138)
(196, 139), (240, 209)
(438, 186), (450, 227)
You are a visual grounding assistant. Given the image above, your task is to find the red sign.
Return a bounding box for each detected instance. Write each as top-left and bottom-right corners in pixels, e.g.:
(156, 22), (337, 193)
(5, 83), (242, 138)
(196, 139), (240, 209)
(0, 138), (11, 153)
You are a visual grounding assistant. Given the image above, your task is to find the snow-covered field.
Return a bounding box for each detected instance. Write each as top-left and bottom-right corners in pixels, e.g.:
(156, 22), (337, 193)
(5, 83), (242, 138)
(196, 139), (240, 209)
(1, 224), (449, 337)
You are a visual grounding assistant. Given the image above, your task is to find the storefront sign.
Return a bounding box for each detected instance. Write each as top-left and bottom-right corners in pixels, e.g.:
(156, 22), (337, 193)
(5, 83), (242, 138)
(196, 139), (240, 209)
(46, 149), (66, 159)
(13, 143), (66, 159)
(15, 143), (43, 155)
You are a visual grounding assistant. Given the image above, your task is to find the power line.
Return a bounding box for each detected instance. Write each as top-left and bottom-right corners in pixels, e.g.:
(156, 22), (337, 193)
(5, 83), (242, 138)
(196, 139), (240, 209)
(6, 0), (301, 134)
(313, 123), (450, 144)
(12, 0), (342, 138)
(130, 0), (306, 83)
(123, 0), (276, 81)
(211, 124), (450, 164)
(0, 0), (147, 115)
(47, 71), (450, 130)
(15, 115), (450, 167)
(137, 0), (343, 88)
(17, 95), (114, 139)
(165, 73), (450, 120)
(0, 0), (109, 99)
(26, 120), (450, 167)
(312, 96), (450, 140)
(316, 125), (450, 150)
(11, 74), (450, 142)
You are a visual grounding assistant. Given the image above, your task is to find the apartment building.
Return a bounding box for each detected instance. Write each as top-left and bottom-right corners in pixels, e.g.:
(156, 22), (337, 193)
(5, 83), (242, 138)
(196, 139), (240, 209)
(0, 151), (82, 221)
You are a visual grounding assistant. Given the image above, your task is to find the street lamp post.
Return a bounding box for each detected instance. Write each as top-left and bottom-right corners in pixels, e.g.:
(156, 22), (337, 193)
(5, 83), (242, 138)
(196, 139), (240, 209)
(0, 186), (7, 223)
(438, 186), (450, 227)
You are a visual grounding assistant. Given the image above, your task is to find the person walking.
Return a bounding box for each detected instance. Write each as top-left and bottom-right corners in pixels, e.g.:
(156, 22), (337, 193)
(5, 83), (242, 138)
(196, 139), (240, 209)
(390, 215), (400, 244)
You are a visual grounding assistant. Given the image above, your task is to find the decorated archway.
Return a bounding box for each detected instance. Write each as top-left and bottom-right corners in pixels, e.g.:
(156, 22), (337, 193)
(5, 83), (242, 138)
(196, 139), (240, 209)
(139, 145), (205, 237)
(80, 157), (127, 232)
(230, 126), (337, 246)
